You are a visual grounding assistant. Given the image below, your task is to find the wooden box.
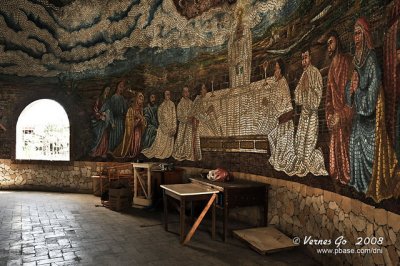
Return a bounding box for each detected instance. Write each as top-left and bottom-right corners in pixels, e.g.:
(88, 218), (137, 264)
(108, 188), (131, 211)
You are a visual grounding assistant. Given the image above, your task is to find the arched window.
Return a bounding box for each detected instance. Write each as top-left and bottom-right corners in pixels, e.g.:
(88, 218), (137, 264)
(16, 99), (70, 161)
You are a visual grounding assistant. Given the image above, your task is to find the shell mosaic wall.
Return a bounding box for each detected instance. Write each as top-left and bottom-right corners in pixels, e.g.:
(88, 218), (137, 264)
(0, 0), (288, 77)
(1, 0), (400, 208)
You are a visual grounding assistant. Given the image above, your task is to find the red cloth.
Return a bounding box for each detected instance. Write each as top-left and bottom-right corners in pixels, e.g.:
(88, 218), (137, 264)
(326, 53), (353, 184)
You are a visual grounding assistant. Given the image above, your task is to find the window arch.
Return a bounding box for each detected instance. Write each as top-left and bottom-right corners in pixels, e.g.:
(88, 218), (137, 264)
(16, 99), (70, 161)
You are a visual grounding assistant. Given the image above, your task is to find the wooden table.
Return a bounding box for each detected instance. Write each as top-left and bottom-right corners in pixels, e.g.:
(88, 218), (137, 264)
(189, 177), (269, 241)
(161, 183), (219, 244)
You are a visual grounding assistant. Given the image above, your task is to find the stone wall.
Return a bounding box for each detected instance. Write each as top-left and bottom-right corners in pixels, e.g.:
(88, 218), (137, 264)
(0, 159), (114, 193)
(182, 167), (400, 266)
(269, 182), (400, 266)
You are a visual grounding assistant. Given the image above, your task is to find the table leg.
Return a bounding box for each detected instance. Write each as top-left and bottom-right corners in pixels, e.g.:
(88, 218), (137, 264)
(163, 190), (168, 231)
(180, 199), (186, 243)
(147, 168), (152, 200)
(212, 195), (216, 240)
(190, 201), (194, 224)
(223, 193), (228, 242)
(264, 187), (269, 226)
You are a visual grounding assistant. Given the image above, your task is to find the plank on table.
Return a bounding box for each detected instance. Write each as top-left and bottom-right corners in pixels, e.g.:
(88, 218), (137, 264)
(161, 183), (219, 196)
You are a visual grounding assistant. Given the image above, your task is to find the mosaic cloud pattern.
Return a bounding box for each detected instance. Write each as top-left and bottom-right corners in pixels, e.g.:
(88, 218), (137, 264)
(0, 0), (298, 77)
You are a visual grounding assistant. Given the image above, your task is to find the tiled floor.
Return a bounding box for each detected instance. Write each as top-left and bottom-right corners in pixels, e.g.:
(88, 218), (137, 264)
(0, 191), (318, 266)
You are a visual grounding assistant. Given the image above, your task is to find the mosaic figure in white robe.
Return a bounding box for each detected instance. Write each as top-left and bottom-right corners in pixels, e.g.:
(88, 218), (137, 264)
(263, 60), (296, 174)
(173, 87), (201, 161)
(292, 50), (328, 176)
(192, 84), (222, 137)
(142, 90), (176, 159)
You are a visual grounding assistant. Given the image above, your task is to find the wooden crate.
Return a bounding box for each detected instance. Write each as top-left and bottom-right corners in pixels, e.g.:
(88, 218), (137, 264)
(108, 188), (131, 211)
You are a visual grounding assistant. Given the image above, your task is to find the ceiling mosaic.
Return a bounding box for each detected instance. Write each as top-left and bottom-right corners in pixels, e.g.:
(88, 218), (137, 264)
(0, 0), (299, 77)
(172, 0), (236, 19)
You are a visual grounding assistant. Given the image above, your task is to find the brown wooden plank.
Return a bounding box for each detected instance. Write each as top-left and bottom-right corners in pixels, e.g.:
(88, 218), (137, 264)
(183, 193), (217, 245)
(233, 227), (296, 255)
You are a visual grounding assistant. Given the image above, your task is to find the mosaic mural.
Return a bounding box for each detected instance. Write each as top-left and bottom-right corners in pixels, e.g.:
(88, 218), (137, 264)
(0, 0), (297, 77)
(1, 0), (400, 204)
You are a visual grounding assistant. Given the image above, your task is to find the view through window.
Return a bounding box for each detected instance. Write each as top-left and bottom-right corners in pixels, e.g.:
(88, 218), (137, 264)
(16, 99), (70, 161)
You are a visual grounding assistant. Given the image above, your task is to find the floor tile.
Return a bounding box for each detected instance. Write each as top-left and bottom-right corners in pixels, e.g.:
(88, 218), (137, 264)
(0, 191), (318, 266)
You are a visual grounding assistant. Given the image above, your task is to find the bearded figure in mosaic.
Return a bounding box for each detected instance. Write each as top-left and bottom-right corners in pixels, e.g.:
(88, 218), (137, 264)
(142, 94), (159, 150)
(173, 86), (201, 161)
(325, 30), (354, 185)
(108, 80), (128, 152)
(142, 90), (177, 159)
(262, 59), (296, 175)
(291, 48), (328, 177)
